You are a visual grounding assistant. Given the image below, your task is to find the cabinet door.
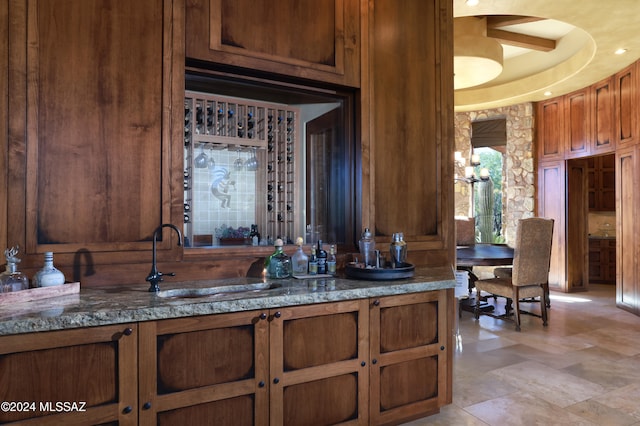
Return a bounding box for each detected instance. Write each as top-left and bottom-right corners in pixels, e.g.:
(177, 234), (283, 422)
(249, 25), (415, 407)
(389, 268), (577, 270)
(564, 89), (591, 158)
(614, 62), (639, 147)
(138, 310), (269, 426)
(616, 147), (639, 312)
(592, 77), (615, 153)
(8, 0), (183, 259)
(185, 0), (360, 87)
(269, 299), (370, 425)
(366, 0), (454, 262)
(589, 239), (604, 282)
(0, 324), (137, 425)
(369, 290), (453, 425)
(536, 98), (566, 160)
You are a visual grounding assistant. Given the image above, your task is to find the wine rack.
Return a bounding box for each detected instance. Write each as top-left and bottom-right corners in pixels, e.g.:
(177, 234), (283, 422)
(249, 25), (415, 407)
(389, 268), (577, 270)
(183, 91), (300, 246)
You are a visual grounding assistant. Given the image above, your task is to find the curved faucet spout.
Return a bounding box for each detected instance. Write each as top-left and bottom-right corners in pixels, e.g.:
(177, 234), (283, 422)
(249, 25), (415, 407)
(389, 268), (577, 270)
(147, 224), (183, 292)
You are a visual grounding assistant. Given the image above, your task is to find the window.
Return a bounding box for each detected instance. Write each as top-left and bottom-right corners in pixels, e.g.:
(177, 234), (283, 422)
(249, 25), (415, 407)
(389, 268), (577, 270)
(183, 71), (356, 248)
(471, 117), (506, 243)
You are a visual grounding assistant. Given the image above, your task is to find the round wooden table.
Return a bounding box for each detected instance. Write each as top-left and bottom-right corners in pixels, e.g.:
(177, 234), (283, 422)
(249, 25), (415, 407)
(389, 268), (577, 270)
(456, 244), (514, 268)
(456, 244), (514, 313)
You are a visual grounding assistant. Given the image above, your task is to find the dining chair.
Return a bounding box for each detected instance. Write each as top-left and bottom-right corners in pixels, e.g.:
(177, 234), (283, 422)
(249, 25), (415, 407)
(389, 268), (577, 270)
(493, 265), (551, 308)
(474, 217), (554, 331)
(455, 217), (476, 246)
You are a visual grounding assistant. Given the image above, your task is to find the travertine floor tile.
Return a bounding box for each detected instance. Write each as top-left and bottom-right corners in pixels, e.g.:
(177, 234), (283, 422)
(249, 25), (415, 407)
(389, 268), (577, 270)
(402, 285), (640, 426)
(489, 360), (606, 408)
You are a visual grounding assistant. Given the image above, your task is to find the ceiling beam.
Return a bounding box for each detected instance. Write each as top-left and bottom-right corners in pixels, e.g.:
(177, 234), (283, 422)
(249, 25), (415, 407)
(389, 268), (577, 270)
(487, 28), (556, 52)
(487, 15), (546, 28)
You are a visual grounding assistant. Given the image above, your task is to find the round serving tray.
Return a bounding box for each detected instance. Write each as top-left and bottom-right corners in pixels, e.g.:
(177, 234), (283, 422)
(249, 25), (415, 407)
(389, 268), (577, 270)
(345, 262), (415, 280)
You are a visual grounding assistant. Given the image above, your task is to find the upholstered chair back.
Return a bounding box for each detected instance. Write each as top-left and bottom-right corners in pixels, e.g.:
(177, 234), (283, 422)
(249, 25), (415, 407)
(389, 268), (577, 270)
(512, 218), (554, 287)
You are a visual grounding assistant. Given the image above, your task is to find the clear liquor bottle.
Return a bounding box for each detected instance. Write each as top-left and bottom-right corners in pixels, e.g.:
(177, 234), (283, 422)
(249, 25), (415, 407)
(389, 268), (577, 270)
(1, 246), (29, 292)
(292, 237), (309, 276)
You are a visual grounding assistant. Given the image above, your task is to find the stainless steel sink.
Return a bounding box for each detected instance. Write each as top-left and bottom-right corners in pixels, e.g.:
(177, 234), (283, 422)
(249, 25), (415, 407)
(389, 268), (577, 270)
(156, 282), (282, 299)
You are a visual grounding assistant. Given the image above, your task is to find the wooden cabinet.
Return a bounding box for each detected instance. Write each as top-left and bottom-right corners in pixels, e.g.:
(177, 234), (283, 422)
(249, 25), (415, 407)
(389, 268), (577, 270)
(0, 324), (138, 425)
(592, 77), (615, 153)
(565, 89), (591, 158)
(369, 290), (452, 425)
(1, 292), (452, 425)
(7, 0), (184, 266)
(587, 154), (616, 211)
(185, 0), (360, 87)
(589, 238), (616, 284)
(140, 300), (370, 425)
(138, 310), (270, 425)
(614, 62), (639, 147)
(270, 299), (370, 425)
(536, 97), (565, 161)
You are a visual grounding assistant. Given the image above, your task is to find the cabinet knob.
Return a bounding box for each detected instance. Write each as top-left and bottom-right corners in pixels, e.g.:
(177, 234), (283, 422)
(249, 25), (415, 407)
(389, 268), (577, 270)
(361, 361), (366, 367)
(122, 405), (133, 414)
(258, 381), (265, 388)
(274, 311), (282, 318)
(123, 327), (133, 336)
(373, 299), (380, 306)
(273, 377), (280, 384)
(440, 345), (445, 351)
(372, 359), (378, 364)
(260, 313), (267, 320)
(143, 402), (152, 410)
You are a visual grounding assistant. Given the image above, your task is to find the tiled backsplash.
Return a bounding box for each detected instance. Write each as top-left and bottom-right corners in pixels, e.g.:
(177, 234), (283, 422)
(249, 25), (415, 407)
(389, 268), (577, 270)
(188, 147), (258, 239)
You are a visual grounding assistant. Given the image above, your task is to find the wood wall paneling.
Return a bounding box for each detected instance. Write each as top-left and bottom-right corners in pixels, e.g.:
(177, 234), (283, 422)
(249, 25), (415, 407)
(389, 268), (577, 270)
(368, 0), (453, 260)
(8, 0), (184, 268)
(0, 0), (7, 251)
(185, 0), (360, 87)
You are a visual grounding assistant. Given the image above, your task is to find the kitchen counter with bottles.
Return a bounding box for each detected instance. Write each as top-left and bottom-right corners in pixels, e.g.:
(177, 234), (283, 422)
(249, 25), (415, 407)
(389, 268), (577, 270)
(0, 265), (455, 336)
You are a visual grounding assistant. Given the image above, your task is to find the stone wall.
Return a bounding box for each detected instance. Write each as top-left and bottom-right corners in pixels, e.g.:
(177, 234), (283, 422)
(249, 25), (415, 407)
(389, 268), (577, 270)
(454, 103), (535, 245)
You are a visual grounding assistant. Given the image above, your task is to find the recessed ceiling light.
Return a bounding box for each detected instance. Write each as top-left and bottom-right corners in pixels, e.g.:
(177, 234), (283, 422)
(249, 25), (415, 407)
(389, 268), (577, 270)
(466, 0), (479, 6)
(544, 91), (553, 97)
(615, 48), (627, 55)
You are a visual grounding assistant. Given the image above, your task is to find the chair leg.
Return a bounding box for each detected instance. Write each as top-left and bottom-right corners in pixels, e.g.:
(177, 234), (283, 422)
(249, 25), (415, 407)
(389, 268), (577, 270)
(474, 288), (481, 320)
(541, 285), (549, 326)
(543, 282), (551, 308)
(512, 287), (521, 331)
(505, 298), (513, 316)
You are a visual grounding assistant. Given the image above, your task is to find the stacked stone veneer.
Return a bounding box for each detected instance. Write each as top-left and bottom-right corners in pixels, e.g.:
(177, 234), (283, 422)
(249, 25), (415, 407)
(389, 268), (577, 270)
(455, 103), (535, 245)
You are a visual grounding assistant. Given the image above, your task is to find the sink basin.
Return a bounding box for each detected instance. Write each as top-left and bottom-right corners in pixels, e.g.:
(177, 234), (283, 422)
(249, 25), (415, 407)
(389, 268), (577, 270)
(156, 282), (282, 299)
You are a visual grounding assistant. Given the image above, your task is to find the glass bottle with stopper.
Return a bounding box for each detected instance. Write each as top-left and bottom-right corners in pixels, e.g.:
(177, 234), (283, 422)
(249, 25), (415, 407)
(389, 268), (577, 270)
(0, 246), (29, 292)
(291, 237), (309, 276)
(265, 239), (292, 279)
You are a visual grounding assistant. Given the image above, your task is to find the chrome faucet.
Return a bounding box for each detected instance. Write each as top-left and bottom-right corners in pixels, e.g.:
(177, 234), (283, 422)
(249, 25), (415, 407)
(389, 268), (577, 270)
(147, 224), (183, 292)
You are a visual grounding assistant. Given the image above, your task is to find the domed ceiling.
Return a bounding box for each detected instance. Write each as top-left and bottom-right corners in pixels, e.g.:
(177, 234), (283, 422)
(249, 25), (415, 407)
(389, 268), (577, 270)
(454, 0), (640, 111)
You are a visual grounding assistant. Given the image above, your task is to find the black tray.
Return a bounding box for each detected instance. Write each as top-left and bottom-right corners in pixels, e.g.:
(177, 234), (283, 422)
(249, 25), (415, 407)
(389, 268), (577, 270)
(345, 262), (415, 280)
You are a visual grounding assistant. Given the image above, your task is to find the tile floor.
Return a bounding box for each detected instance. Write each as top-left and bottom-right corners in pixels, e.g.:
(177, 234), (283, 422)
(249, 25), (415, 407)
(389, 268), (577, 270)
(405, 284), (640, 425)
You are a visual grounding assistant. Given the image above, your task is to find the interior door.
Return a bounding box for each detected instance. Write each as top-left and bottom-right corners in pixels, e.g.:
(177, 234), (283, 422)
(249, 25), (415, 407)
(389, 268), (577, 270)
(566, 158), (590, 291)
